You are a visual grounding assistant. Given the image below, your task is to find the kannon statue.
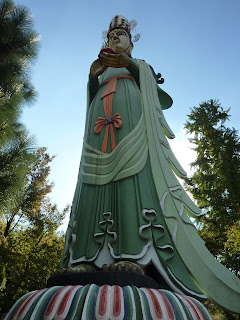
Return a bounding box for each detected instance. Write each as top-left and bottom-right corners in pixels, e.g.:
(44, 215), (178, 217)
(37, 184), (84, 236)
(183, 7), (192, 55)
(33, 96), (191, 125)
(59, 15), (240, 313)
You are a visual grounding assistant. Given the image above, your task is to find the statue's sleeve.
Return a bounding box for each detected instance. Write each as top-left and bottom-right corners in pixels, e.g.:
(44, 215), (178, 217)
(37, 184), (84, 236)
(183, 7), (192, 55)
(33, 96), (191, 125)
(156, 85), (173, 110)
(131, 58), (173, 110)
(88, 76), (99, 104)
(126, 59), (140, 87)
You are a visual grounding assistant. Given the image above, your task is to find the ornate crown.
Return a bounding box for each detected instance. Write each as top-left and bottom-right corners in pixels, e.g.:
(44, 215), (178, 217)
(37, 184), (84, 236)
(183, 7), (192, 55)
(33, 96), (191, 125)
(102, 15), (140, 48)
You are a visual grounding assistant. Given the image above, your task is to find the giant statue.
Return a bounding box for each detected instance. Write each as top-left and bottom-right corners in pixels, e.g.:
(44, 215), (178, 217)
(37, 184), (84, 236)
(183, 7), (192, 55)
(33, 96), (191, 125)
(59, 15), (240, 313)
(4, 15), (240, 319)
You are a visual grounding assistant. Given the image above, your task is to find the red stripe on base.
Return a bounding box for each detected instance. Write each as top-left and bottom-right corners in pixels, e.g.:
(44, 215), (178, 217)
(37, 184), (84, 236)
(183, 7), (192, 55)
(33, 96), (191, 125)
(99, 285), (109, 317)
(57, 286), (77, 316)
(156, 291), (175, 320)
(146, 288), (163, 319)
(178, 294), (205, 320)
(113, 285), (121, 317)
(13, 290), (44, 319)
(45, 286), (71, 317)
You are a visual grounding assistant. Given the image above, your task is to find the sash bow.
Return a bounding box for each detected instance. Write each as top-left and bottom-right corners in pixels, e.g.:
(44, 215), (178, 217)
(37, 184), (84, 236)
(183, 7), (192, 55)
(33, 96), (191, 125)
(94, 113), (122, 153)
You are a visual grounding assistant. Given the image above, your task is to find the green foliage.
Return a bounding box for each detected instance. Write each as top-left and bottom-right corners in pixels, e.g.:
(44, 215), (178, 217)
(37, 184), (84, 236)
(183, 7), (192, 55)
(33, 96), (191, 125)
(204, 301), (239, 320)
(0, 0), (40, 218)
(0, 0), (39, 104)
(0, 227), (66, 315)
(0, 129), (35, 214)
(0, 147), (69, 316)
(0, 3), (70, 316)
(1, 147), (68, 237)
(185, 99), (240, 319)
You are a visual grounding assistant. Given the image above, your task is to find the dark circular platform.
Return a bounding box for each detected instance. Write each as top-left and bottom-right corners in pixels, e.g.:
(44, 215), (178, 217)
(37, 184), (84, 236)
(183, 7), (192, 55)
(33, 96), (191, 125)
(47, 271), (161, 289)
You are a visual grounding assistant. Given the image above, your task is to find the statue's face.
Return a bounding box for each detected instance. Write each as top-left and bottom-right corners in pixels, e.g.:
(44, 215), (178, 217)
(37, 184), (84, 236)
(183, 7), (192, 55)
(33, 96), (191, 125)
(108, 28), (132, 54)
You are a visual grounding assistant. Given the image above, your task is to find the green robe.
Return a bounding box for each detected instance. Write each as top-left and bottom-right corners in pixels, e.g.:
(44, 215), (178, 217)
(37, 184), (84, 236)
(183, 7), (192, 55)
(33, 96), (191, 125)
(61, 59), (240, 313)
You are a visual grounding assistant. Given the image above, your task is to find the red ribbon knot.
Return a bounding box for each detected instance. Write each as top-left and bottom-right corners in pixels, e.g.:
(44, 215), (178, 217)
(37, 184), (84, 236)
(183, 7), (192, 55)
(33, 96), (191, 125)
(94, 113), (122, 153)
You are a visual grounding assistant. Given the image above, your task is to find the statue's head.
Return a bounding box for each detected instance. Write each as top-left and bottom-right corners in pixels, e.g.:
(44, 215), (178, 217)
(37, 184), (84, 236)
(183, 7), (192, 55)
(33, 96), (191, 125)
(102, 15), (140, 56)
(108, 27), (133, 56)
(104, 15), (137, 56)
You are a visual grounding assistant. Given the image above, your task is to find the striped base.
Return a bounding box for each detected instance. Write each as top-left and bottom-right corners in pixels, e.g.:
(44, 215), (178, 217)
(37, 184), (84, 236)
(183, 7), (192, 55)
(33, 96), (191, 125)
(5, 285), (212, 320)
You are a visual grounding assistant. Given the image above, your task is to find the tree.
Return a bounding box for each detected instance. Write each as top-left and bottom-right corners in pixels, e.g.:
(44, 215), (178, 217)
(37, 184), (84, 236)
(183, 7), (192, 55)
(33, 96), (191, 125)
(0, 2), (69, 316)
(0, 221), (66, 315)
(0, 0), (39, 146)
(2, 147), (55, 238)
(0, 0), (40, 214)
(0, 0), (39, 105)
(0, 148), (69, 316)
(184, 99), (240, 319)
(0, 128), (35, 215)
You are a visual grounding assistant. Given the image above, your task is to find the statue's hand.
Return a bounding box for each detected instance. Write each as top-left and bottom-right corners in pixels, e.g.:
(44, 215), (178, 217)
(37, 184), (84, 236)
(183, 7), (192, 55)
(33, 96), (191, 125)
(89, 59), (108, 78)
(99, 52), (131, 68)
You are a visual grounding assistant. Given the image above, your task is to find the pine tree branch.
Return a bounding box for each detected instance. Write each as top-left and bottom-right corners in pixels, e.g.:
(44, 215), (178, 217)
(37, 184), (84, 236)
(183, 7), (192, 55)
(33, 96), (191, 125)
(7, 212), (24, 235)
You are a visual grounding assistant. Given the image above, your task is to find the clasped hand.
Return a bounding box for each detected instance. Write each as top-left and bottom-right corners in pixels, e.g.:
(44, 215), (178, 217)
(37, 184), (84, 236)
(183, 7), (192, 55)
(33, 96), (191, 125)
(89, 52), (131, 78)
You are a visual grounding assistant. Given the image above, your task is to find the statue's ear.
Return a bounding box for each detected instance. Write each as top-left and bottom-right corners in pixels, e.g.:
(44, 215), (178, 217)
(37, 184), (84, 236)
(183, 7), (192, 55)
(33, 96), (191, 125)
(128, 42), (134, 55)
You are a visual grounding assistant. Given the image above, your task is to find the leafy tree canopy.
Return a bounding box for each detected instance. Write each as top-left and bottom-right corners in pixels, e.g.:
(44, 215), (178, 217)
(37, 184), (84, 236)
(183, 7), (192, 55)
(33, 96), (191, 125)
(185, 99), (240, 319)
(0, 0), (39, 105)
(0, 147), (69, 315)
(0, 2), (70, 316)
(0, 0), (40, 213)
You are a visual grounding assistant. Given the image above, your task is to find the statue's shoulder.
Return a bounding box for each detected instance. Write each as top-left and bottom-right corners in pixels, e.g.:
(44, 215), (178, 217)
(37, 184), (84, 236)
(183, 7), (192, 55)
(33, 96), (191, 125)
(132, 58), (146, 64)
(133, 59), (164, 85)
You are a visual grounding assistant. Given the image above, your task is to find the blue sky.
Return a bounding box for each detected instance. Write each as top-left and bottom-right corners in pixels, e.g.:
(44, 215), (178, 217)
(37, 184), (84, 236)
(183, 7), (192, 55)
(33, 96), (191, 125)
(14, 0), (240, 228)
